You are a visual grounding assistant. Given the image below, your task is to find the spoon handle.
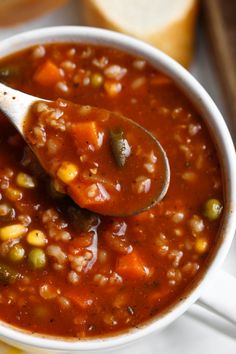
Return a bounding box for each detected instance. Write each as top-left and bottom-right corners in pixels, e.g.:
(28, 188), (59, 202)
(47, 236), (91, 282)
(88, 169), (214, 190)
(0, 82), (37, 134)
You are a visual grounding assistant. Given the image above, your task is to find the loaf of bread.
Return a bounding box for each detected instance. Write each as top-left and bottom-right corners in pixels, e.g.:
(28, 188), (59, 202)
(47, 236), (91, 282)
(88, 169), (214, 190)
(82, 0), (198, 67)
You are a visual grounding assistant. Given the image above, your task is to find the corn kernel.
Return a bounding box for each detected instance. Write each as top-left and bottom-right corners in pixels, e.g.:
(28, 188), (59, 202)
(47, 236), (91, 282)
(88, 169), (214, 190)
(80, 154), (88, 162)
(27, 230), (47, 246)
(104, 81), (122, 96)
(0, 224), (27, 241)
(57, 162), (78, 184)
(5, 187), (22, 201)
(91, 73), (104, 87)
(16, 172), (35, 189)
(195, 237), (209, 254)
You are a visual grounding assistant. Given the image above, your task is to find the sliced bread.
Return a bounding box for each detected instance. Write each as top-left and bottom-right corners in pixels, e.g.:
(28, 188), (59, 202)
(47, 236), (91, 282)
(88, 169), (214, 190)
(82, 0), (198, 67)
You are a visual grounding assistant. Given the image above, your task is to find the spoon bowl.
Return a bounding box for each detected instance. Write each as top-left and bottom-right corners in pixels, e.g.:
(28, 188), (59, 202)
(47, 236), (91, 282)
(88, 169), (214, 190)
(0, 82), (170, 216)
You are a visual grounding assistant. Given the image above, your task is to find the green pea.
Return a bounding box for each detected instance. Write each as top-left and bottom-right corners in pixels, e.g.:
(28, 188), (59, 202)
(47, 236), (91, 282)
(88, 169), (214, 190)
(203, 198), (223, 221)
(9, 243), (25, 262)
(28, 248), (46, 269)
(91, 73), (103, 88)
(67, 205), (99, 232)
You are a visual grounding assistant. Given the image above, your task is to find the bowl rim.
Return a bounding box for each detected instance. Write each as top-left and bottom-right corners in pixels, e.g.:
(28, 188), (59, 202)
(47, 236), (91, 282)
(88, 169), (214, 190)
(0, 25), (236, 351)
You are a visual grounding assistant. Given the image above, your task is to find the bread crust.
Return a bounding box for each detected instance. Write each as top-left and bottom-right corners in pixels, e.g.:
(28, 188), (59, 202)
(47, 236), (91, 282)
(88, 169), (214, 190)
(0, 0), (67, 27)
(82, 0), (199, 67)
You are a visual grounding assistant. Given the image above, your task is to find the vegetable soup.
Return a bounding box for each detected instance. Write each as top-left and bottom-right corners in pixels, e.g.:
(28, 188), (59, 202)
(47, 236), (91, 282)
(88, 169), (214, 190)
(0, 43), (223, 338)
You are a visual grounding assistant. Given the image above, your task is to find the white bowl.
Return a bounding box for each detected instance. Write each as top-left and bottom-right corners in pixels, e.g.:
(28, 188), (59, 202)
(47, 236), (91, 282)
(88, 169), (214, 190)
(0, 26), (236, 354)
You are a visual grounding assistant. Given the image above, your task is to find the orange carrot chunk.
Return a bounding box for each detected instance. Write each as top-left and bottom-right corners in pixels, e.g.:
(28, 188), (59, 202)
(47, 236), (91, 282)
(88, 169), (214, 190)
(65, 289), (93, 309)
(150, 74), (172, 86)
(69, 182), (110, 208)
(116, 251), (149, 280)
(34, 60), (62, 86)
(71, 121), (101, 151)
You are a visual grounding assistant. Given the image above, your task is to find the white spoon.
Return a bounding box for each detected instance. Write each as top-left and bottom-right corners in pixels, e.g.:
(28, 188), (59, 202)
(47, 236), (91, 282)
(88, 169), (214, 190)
(0, 82), (170, 216)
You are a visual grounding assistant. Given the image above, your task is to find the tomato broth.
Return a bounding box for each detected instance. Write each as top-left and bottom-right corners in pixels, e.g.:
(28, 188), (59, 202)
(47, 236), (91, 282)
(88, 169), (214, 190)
(0, 43), (223, 338)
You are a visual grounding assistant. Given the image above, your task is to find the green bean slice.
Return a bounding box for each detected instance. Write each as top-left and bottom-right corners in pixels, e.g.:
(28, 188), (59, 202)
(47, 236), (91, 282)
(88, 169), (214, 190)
(67, 206), (100, 232)
(0, 262), (20, 284)
(110, 130), (131, 167)
(0, 65), (20, 80)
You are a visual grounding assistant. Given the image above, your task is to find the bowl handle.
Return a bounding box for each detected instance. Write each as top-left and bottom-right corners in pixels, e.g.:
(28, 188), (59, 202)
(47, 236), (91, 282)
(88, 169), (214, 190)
(197, 269), (236, 324)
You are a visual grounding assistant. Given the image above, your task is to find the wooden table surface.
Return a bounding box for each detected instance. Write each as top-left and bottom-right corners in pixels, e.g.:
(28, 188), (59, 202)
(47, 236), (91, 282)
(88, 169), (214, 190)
(203, 0), (236, 141)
